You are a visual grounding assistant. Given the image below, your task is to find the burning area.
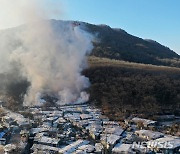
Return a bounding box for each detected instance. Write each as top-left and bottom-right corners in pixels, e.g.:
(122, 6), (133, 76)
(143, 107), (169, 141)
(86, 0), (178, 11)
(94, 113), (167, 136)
(0, 0), (93, 107)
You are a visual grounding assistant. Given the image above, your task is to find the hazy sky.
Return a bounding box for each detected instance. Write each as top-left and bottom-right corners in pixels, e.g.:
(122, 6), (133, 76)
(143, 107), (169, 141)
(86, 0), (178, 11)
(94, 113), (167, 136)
(0, 0), (180, 54)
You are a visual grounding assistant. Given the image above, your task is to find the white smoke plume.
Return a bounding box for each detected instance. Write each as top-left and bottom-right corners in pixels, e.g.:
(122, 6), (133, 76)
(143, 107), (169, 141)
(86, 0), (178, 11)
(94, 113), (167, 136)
(0, 0), (93, 106)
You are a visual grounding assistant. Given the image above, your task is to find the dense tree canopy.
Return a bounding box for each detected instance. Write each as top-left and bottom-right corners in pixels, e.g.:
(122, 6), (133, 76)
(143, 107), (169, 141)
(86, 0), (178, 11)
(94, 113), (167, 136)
(84, 57), (180, 119)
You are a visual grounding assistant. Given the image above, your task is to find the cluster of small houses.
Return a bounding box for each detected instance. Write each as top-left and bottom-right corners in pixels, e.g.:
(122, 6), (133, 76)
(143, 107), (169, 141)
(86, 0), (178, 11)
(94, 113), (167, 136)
(0, 102), (179, 153)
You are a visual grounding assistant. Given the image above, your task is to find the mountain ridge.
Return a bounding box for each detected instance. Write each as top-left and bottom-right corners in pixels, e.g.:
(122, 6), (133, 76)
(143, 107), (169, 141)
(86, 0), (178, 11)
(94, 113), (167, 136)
(0, 19), (179, 67)
(82, 21), (180, 67)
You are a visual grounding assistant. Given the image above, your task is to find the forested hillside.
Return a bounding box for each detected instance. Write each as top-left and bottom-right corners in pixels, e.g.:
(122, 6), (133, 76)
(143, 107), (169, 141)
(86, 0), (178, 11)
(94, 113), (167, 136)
(84, 57), (180, 119)
(85, 23), (180, 67)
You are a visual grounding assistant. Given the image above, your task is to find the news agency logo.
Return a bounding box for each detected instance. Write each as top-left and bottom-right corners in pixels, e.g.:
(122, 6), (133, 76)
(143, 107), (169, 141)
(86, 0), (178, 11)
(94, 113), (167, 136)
(147, 141), (174, 149)
(132, 141), (174, 151)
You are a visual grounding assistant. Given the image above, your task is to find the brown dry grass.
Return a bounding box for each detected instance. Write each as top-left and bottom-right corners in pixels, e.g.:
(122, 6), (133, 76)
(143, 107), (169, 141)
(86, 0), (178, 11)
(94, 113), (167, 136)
(88, 56), (180, 73)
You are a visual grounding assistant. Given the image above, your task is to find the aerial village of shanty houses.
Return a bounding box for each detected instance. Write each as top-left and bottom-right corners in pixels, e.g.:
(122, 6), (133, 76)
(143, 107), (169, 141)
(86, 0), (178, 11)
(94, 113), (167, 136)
(0, 100), (179, 154)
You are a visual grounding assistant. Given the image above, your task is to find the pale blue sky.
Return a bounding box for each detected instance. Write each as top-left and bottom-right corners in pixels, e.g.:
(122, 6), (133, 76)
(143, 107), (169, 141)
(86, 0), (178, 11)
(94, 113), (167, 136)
(56, 0), (180, 54)
(0, 0), (179, 54)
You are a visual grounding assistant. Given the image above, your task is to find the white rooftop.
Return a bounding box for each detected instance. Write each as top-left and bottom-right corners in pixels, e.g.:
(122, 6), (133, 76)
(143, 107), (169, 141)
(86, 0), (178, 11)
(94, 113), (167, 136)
(80, 114), (93, 120)
(135, 130), (164, 140)
(112, 143), (133, 153)
(148, 135), (180, 149)
(132, 117), (156, 126)
(103, 126), (124, 136)
(78, 144), (95, 153)
(34, 136), (60, 145)
(59, 140), (89, 154)
(31, 144), (60, 152)
(101, 134), (121, 146)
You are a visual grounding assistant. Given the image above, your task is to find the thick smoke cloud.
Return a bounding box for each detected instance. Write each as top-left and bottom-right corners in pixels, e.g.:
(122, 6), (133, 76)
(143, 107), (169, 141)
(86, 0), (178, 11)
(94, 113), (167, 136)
(0, 0), (93, 106)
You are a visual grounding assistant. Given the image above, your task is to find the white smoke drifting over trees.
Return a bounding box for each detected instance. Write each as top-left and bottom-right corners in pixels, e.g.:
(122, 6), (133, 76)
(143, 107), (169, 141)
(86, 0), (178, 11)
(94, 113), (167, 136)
(0, 0), (93, 106)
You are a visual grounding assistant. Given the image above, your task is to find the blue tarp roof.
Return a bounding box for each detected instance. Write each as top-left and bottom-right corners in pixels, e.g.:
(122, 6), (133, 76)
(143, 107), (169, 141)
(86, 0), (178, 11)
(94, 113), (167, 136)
(0, 132), (5, 138)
